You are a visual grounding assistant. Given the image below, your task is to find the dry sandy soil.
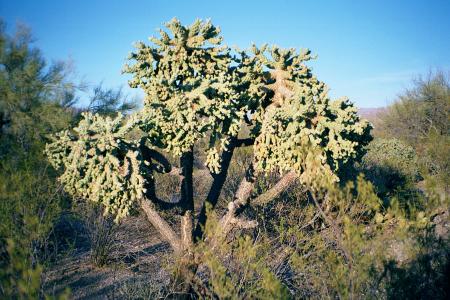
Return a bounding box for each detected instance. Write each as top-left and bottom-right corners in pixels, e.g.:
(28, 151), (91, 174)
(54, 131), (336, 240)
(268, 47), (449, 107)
(43, 212), (172, 299)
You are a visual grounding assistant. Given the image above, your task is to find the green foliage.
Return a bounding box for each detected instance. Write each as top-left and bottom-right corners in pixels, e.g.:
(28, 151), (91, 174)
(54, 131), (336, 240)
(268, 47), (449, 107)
(87, 83), (137, 116)
(0, 142), (71, 298)
(380, 70), (449, 145)
(169, 149), (447, 299)
(0, 240), (44, 299)
(273, 175), (385, 298)
(188, 168), (449, 299)
(363, 138), (420, 180)
(360, 138), (422, 203)
(0, 21), (74, 298)
(421, 129), (450, 187)
(378, 70), (450, 191)
(193, 206), (290, 299)
(0, 22), (77, 150)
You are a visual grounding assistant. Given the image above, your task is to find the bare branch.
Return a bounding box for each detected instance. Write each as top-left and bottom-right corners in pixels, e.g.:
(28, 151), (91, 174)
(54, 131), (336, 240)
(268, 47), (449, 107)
(217, 201), (258, 240)
(140, 199), (182, 254)
(252, 170), (298, 206)
(233, 164), (257, 207)
(181, 211), (194, 251)
(213, 164), (257, 238)
(217, 169), (298, 240)
(168, 167), (182, 177)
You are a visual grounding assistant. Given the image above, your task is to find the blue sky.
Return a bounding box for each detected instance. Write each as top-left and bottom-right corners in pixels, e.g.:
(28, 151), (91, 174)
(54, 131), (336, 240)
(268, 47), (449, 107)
(1, 0), (449, 107)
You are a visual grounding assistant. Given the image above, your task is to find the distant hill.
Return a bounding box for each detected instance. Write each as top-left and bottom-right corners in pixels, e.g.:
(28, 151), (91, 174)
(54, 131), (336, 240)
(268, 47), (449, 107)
(358, 107), (386, 123)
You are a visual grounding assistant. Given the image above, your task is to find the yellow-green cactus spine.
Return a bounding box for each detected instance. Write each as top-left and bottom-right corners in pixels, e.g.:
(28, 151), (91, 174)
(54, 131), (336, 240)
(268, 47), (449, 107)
(124, 18), (263, 173)
(251, 45), (372, 182)
(45, 112), (151, 222)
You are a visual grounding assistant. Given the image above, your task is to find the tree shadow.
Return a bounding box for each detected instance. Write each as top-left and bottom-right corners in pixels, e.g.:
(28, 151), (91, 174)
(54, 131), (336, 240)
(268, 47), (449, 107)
(380, 230), (450, 299)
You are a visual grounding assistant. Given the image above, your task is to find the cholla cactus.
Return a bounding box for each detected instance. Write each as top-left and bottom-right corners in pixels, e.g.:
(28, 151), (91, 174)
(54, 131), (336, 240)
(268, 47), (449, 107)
(251, 46), (372, 182)
(45, 19), (372, 275)
(124, 18), (263, 172)
(45, 112), (150, 222)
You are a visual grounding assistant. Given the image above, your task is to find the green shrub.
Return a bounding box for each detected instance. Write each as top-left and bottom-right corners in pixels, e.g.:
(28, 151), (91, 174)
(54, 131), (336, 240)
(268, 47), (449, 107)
(191, 173), (449, 299)
(378, 70), (449, 192)
(359, 138), (424, 209)
(0, 21), (74, 298)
